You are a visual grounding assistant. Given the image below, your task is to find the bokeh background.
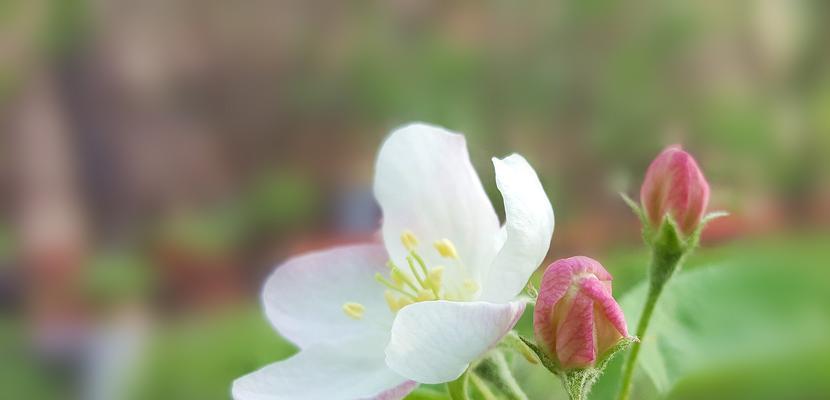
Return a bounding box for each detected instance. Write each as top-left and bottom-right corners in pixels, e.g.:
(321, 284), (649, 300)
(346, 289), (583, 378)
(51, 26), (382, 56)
(2, 1), (829, 399)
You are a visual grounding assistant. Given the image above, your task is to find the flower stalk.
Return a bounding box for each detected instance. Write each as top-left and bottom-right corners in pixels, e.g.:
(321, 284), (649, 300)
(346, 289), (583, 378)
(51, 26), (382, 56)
(616, 218), (685, 400)
(616, 145), (723, 400)
(445, 349), (529, 400)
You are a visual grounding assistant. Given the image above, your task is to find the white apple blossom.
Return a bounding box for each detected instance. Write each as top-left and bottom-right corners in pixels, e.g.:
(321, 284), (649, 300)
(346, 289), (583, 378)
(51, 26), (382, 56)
(233, 123), (554, 399)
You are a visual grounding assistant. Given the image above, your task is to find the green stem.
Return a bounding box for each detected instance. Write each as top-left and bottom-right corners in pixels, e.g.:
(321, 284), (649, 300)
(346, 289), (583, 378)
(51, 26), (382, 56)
(472, 351), (528, 400)
(617, 230), (685, 400)
(469, 373), (499, 400)
(616, 282), (663, 400)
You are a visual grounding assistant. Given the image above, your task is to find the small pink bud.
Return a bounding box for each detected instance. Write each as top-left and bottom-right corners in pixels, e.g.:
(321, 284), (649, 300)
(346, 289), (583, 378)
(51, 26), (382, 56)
(640, 145), (710, 236)
(533, 257), (629, 370)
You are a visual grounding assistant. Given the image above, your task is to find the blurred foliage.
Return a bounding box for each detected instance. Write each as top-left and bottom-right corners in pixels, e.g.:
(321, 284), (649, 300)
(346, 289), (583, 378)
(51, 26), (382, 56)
(242, 171), (320, 234)
(616, 261), (830, 398)
(0, 319), (63, 399)
(156, 207), (248, 258)
(128, 308), (296, 400)
(590, 233), (830, 400)
(82, 249), (154, 306)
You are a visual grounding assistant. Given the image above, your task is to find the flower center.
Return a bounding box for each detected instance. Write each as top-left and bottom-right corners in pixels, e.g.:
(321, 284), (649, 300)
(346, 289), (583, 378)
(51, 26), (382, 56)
(341, 230), (480, 319)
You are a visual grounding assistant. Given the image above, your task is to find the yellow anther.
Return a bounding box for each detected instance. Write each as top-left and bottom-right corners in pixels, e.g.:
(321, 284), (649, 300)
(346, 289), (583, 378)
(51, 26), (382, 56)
(463, 279), (480, 295)
(416, 289), (437, 302)
(384, 291), (413, 313)
(397, 297), (413, 310)
(401, 230), (419, 251)
(427, 266), (445, 292)
(434, 239), (459, 259)
(342, 302), (365, 320)
(384, 291), (401, 312)
(444, 290), (461, 301)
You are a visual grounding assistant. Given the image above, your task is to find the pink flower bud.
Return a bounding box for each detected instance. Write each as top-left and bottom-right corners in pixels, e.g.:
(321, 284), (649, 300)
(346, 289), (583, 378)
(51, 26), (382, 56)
(640, 145), (710, 236)
(533, 256), (629, 370)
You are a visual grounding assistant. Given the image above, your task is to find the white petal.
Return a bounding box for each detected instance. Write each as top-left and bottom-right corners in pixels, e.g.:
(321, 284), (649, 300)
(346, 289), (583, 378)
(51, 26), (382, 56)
(233, 333), (415, 400)
(263, 244), (393, 348)
(385, 300), (525, 384)
(479, 154), (554, 303)
(374, 123), (500, 286)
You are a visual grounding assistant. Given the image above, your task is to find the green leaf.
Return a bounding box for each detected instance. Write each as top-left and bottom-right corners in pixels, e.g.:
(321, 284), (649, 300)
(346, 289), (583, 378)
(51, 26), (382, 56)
(619, 263), (830, 398)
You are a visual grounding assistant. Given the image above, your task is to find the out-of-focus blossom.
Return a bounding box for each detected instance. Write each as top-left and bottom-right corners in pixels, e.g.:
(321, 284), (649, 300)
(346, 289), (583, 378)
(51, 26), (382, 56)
(233, 123), (554, 399)
(640, 145), (710, 236)
(533, 256), (629, 370)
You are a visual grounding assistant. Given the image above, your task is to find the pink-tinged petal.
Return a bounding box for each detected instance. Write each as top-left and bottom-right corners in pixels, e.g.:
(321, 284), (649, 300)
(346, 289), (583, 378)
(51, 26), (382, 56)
(534, 261), (574, 355)
(385, 300), (525, 384)
(374, 123), (500, 286)
(580, 278), (628, 338)
(366, 381), (418, 400)
(479, 154), (554, 303)
(233, 333), (414, 400)
(580, 277), (628, 355)
(640, 146), (710, 235)
(555, 288), (596, 369)
(263, 244), (393, 349)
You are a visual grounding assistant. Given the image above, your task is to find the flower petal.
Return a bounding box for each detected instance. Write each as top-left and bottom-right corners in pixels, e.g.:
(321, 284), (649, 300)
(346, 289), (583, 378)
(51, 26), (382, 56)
(533, 261), (574, 355)
(555, 286), (597, 369)
(580, 277), (629, 353)
(374, 123), (500, 286)
(479, 154), (554, 303)
(385, 300), (525, 384)
(263, 244), (393, 349)
(232, 334), (415, 400)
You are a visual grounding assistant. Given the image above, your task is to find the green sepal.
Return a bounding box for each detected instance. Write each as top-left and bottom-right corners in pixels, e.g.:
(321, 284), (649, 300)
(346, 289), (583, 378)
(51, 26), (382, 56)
(519, 334), (637, 400)
(619, 192), (652, 244)
(649, 215), (686, 288)
(597, 336), (639, 370)
(561, 337), (638, 400)
(517, 335), (560, 375)
(650, 211), (727, 288)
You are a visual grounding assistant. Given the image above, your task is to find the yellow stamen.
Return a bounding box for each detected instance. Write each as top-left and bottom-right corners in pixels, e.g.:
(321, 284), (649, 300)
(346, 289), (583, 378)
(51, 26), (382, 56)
(427, 266), (445, 293)
(342, 302), (365, 320)
(397, 297), (413, 310)
(401, 230), (419, 251)
(434, 239), (459, 259)
(404, 256), (425, 286)
(375, 273), (416, 299)
(410, 251), (430, 278)
(391, 267), (418, 291)
(384, 290), (414, 313)
(384, 291), (401, 312)
(463, 279), (480, 295)
(416, 289), (437, 302)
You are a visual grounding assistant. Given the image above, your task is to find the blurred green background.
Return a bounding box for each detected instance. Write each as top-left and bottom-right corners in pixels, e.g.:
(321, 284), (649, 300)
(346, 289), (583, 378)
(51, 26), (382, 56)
(1, 0), (828, 399)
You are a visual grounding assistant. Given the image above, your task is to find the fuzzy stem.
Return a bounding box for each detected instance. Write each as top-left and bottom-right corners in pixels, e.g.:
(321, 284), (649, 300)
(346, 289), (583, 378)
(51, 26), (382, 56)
(616, 282), (662, 400)
(617, 228), (685, 400)
(473, 351), (528, 400)
(469, 373), (499, 400)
